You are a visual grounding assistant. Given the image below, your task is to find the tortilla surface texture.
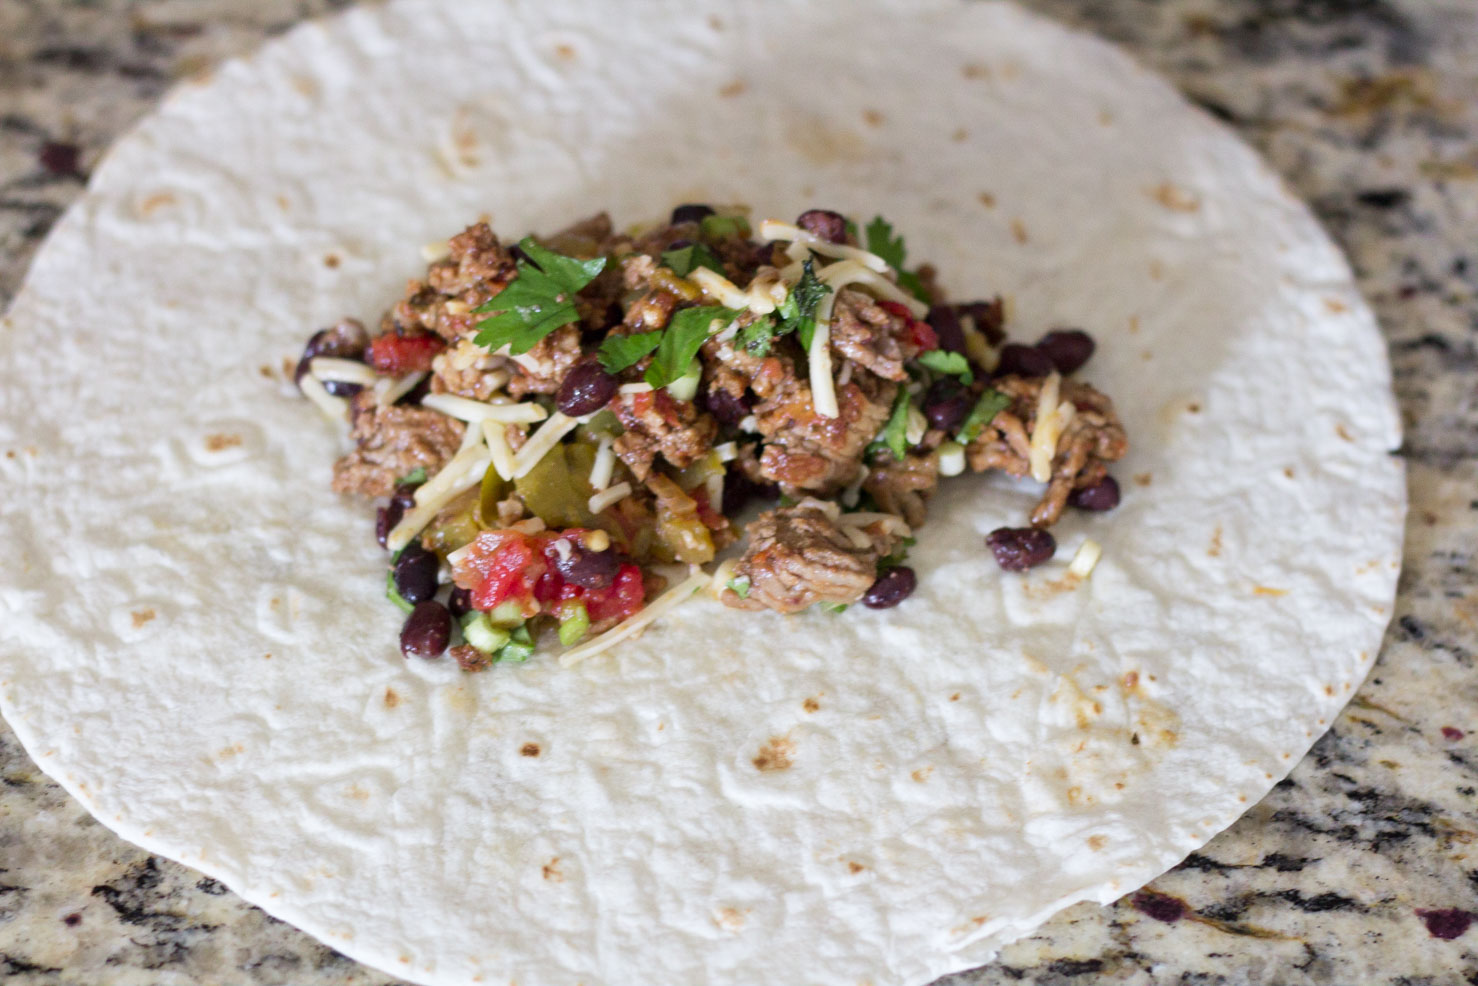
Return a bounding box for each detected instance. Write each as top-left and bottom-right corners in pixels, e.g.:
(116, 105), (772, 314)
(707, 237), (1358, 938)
(0, 2), (1403, 984)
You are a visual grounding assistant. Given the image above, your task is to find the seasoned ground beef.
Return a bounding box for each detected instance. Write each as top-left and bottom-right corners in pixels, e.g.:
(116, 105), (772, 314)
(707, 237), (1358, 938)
(610, 388), (718, 481)
(721, 500), (900, 613)
(753, 369), (897, 495)
(332, 392), (465, 497)
(864, 451), (940, 529)
(966, 374), (1128, 526)
(829, 289), (916, 382)
(506, 324), (582, 398)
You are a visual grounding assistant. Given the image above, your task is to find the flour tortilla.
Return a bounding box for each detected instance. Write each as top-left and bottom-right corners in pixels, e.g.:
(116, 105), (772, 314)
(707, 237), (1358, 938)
(0, 2), (1403, 984)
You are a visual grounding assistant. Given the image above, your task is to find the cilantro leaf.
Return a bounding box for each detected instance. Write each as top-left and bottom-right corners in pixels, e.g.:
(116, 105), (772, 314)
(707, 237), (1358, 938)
(396, 466), (428, 486)
(737, 315), (779, 357)
(819, 602), (848, 614)
(645, 306), (738, 390)
(473, 237), (606, 355)
(957, 387), (1011, 443)
(864, 215), (930, 303)
(661, 243), (724, 278)
(878, 536), (917, 572)
(700, 214), (750, 239)
(917, 349), (973, 384)
(870, 386), (912, 461)
(726, 576), (751, 599)
(777, 258), (831, 351)
(597, 331), (662, 373)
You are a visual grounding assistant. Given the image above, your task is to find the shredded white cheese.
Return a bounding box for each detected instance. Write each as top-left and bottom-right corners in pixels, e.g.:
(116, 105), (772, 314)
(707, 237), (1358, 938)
(1068, 539), (1103, 578)
(705, 473), (724, 515)
(709, 559), (739, 599)
(905, 406), (927, 446)
(807, 320), (838, 418)
(387, 454), (490, 553)
(481, 420), (516, 481)
(960, 317), (999, 373)
(618, 382), (654, 394)
(510, 412), (578, 479)
(510, 517), (546, 535)
(298, 374), (348, 421)
(758, 219), (892, 273)
(551, 538), (573, 563)
(309, 357), (379, 387)
(421, 393), (548, 424)
(420, 240), (451, 263)
(1028, 372), (1077, 483)
(938, 441), (966, 477)
(841, 525), (873, 550)
(714, 441), (738, 463)
(690, 267), (755, 310)
(559, 569), (710, 668)
(737, 414), (760, 433)
(445, 542), (476, 568)
(815, 259), (928, 318)
(374, 370), (427, 407)
(589, 436), (616, 491)
(588, 481), (633, 514)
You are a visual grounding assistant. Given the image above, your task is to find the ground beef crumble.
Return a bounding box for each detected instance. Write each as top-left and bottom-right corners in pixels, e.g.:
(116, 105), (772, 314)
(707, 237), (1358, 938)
(332, 392), (465, 497)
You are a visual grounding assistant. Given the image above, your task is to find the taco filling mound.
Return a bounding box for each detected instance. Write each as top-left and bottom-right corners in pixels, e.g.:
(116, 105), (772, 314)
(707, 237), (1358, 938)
(297, 205), (1128, 668)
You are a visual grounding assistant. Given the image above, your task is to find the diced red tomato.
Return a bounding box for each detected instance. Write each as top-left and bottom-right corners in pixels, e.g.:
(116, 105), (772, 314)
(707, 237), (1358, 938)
(878, 300), (937, 351)
(452, 528), (646, 625)
(369, 332), (445, 375)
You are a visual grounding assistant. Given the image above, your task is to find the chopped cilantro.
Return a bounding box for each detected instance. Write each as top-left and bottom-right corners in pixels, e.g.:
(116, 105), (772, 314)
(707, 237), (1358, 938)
(778, 494), (797, 507)
(878, 536), (917, 572)
(700, 214), (751, 239)
(870, 386), (912, 461)
(597, 331), (662, 372)
(776, 258), (830, 350)
(386, 570), (413, 614)
(726, 575), (751, 599)
(737, 314), (779, 356)
(863, 215), (930, 303)
(957, 387), (1012, 443)
(661, 242), (724, 278)
(396, 466), (427, 486)
(917, 349), (973, 384)
(819, 602), (848, 614)
(645, 305), (738, 390)
(495, 624), (535, 664)
(473, 237), (606, 355)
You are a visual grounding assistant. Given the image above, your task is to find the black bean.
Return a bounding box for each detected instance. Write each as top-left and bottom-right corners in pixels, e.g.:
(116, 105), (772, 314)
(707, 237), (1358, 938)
(986, 527), (1057, 571)
(391, 483), (420, 508)
(923, 379), (972, 433)
(508, 243), (530, 266)
(447, 586), (474, 620)
(1036, 329), (1095, 374)
(375, 501), (404, 549)
(400, 601), (451, 659)
(553, 540), (620, 589)
(795, 209), (849, 244)
(665, 238), (693, 251)
(703, 387), (751, 426)
(321, 380), (363, 398)
(1069, 475), (1120, 512)
(294, 319), (370, 385)
(670, 204), (715, 225)
(394, 373), (433, 406)
(556, 359), (618, 417)
(863, 566), (917, 609)
(926, 305), (965, 354)
(994, 342), (1055, 378)
(394, 542), (440, 603)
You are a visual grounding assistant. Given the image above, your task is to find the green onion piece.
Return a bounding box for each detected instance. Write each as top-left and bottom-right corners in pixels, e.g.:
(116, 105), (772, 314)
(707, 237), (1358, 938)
(916, 349), (973, 384)
(700, 214), (751, 239)
(496, 624), (535, 663)
(819, 602), (848, 614)
(956, 388), (1012, 444)
(461, 612), (511, 654)
(397, 466), (428, 486)
(726, 575), (751, 599)
(485, 599), (527, 628)
(386, 570), (414, 613)
(665, 358), (703, 402)
(557, 601), (591, 646)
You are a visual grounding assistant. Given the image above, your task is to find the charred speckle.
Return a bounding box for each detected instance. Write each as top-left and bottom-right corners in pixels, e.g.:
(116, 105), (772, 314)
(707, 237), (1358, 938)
(1045, 958), (1103, 976)
(1280, 890), (1361, 913)
(1179, 852), (1238, 873)
(1131, 889), (1187, 923)
(520, 743), (541, 757)
(1397, 614), (1425, 641)
(62, 913), (81, 927)
(1261, 853), (1312, 872)
(1355, 188), (1410, 209)
(1190, 95), (1238, 123)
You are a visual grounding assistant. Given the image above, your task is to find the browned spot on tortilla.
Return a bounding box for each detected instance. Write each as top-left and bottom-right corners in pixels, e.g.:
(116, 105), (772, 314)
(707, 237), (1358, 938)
(1149, 258), (1164, 280)
(787, 119), (865, 164)
(553, 43), (576, 60)
(137, 191), (176, 218)
(263, 653), (271, 660)
(802, 697), (820, 713)
(911, 766), (933, 783)
(1324, 684), (1335, 697)
(291, 75), (316, 97)
(323, 253), (340, 269)
(848, 861), (865, 874)
(1149, 181), (1201, 212)
(1099, 109), (1114, 125)
(520, 743), (541, 758)
(1133, 472), (1152, 487)
(276, 195), (291, 212)
(1208, 526), (1223, 557)
(384, 687), (400, 708)
(346, 784), (369, 801)
(708, 14), (723, 30)
(258, 364), (274, 379)
(950, 692), (961, 702)
(1121, 671), (1140, 694)
(4, 451), (12, 459)
(131, 608), (156, 628)
(713, 907), (748, 931)
(542, 857), (564, 882)
(951, 127), (968, 142)
(398, 956), (410, 964)
(752, 736), (795, 772)
(1067, 786), (1088, 806)
(1187, 402), (1201, 414)
(1284, 466), (1296, 478)
(977, 191), (995, 208)
(281, 356), (296, 377)
(1253, 585), (1288, 597)
(204, 433), (242, 452)
(1336, 423), (1354, 441)
(217, 743), (244, 759)
(862, 108), (885, 127)
(1088, 835), (1108, 851)
(719, 79), (746, 98)
(962, 63), (990, 79)
(269, 597), (281, 609)
(1128, 315), (1140, 334)
(1010, 218), (1029, 244)
(1324, 297), (1349, 313)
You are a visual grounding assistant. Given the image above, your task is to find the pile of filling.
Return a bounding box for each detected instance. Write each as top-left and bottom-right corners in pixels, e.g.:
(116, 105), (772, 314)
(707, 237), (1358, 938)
(296, 206), (1127, 669)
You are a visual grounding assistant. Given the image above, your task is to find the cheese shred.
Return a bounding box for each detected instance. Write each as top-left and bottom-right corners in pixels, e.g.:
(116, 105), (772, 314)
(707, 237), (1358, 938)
(559, 569), (710, 668)
(510, 412), (578, 479)
(1028, 372), (1077, 483)
(588, 481), (632, 514)
(421, 393), (548, 424)
(299, 374), (349, 421)
(1068, 539), (1103, 578)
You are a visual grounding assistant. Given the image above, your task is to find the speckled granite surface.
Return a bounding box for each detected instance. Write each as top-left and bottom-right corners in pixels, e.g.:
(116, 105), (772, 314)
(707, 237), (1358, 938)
(1, 0), (1475, 982)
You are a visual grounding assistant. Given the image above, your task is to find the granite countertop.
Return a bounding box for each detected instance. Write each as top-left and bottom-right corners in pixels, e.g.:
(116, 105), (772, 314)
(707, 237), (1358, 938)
(2, 1), (1476, 982)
